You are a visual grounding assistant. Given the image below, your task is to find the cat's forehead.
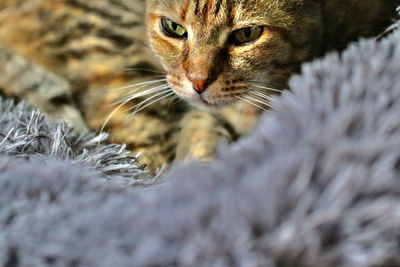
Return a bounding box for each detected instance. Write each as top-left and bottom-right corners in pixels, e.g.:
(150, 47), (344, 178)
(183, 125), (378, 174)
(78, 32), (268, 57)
(147, 0), (300, 28)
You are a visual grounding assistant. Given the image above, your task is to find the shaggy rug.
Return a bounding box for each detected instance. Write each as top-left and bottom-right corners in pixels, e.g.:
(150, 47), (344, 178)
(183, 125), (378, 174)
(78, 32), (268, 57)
(0, 99), (152, 186)
(0, 8), (400, 267)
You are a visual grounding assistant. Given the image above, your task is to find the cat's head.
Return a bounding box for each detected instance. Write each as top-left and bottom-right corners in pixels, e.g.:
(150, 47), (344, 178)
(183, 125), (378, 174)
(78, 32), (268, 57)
(146, 0), (322, 109)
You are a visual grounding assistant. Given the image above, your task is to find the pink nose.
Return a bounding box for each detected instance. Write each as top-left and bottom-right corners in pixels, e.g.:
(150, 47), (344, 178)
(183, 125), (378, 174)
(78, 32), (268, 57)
(190, 79), (207, 94)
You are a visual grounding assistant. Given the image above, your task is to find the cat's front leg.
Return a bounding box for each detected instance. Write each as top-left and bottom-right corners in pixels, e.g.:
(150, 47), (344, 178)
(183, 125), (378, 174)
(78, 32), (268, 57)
(175, 109), (237, 163)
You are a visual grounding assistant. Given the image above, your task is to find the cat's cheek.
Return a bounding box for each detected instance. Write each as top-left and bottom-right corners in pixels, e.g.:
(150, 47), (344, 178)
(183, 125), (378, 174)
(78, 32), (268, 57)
(167, 78), (198, 101)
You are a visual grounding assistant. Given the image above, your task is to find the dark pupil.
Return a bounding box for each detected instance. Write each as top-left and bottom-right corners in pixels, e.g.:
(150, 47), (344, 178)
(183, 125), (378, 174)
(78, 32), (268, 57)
(171, 22), (178, 31)
(244, 28), (252, 38)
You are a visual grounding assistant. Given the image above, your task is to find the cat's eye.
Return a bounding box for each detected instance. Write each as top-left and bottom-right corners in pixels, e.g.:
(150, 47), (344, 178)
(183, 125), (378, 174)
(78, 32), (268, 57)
(230, 26), (264, 46)
(160, 18), (187, 39)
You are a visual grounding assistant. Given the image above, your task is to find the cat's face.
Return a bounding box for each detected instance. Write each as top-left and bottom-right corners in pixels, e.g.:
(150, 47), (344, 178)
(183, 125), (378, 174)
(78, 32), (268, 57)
(146, 0), (322, 109)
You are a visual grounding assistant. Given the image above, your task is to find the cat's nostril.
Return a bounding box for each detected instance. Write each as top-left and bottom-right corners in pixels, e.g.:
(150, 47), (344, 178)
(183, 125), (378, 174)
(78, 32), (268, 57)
(190, 79), (207, 94)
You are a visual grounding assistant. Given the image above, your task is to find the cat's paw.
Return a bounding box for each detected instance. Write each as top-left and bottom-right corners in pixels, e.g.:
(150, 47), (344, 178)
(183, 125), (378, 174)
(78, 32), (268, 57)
(175, 109), (234, 163)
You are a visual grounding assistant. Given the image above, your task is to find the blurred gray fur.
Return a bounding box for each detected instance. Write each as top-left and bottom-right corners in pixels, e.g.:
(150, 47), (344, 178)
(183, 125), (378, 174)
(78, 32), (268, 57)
(1, 9), (400, 267)
(0, 99), (150, 186)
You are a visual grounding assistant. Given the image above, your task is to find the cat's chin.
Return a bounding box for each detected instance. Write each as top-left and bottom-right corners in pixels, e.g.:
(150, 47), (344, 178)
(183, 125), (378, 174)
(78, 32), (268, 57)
(192, 99), (221, 110)
(189, 97), (235, 110)
(174, 91), (237, 110)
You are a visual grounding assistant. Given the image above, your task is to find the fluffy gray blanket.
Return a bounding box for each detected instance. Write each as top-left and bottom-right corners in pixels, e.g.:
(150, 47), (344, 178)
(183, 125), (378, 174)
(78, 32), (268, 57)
(1, 12), (400, 267)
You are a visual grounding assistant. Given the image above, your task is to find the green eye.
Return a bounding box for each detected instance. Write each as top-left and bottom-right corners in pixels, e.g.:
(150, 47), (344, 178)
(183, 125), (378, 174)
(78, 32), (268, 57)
(160, 18), (187, 38)
(230, 26), (264, 46)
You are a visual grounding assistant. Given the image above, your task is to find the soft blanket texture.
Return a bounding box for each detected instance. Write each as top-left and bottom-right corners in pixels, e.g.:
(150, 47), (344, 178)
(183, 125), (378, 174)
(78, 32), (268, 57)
(0, 9), (400, 267)
(0, 99), (151, 186)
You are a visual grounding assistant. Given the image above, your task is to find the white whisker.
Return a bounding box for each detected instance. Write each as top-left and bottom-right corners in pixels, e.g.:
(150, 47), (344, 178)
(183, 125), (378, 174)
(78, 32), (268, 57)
(251, 84), (284, 94)
(130, 92), (176, 116)
(100, 97), (134, 136)
(236, 96), (268, 111)
(243, 95), (273, 109)
(250, 91), (275, 101)
(113, 79), (167, 92)
(101, 85), (170, 135)
(129, 89), (172, 112)
(115, 84), (170, 105)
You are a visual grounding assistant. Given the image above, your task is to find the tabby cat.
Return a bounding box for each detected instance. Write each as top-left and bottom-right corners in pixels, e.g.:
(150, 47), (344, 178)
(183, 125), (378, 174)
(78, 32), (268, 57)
(0, 0), (398, 171)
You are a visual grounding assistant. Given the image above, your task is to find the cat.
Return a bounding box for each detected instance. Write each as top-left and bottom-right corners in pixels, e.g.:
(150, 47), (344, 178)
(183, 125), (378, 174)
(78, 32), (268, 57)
(0, 0), (398, 171)
(145, 0), (399, 162)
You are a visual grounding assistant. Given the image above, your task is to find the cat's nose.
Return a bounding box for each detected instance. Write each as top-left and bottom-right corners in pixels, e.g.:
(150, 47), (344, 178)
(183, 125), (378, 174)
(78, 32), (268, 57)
(190, 78), (207, 94)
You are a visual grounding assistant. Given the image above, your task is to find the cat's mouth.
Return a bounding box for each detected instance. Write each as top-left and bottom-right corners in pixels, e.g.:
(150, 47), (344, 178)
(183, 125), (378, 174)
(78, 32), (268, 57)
(198, 97), (222, 108)
(190, 94), (240, 109)
(173, 90), (233, 109)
